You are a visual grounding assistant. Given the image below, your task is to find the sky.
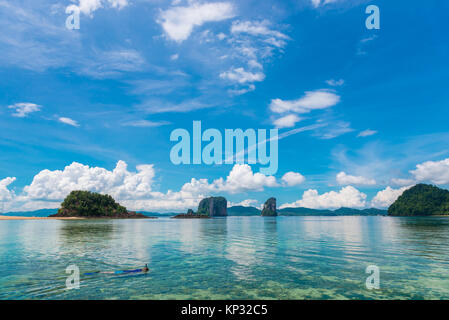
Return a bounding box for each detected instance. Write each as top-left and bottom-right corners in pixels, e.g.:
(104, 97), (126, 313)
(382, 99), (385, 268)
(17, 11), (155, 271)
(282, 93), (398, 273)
(0, 0), (448, 212)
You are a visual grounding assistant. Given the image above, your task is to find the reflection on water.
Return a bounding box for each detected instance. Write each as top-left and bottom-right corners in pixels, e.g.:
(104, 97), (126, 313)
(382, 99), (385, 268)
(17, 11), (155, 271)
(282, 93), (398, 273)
(1, 216), (449, 299)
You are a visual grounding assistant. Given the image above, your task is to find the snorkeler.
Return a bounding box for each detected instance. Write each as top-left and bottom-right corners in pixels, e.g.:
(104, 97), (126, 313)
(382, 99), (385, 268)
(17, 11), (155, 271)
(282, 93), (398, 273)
(84, 264), (149, 275)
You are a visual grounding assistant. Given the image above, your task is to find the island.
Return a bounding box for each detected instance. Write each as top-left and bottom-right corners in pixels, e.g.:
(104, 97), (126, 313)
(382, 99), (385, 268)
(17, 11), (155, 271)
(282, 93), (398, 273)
(173, 196), (227, 218)
(261, 197), (277, 216)
(49, 190), (151, 219)
(388, 184), (449, 216)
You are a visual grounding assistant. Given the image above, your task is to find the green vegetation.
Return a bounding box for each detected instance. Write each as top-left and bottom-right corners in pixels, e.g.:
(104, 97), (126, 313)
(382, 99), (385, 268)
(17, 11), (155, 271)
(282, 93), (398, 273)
(51, 190), (147, 218)
(197, 196), (227, 216)
(173, 196), (227, 218)
(388, 184), (449, 216)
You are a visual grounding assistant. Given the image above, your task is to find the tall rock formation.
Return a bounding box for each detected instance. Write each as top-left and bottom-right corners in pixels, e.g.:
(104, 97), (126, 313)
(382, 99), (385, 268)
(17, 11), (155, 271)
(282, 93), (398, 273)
(197, 196), (227, 217)
(261, 197), (277, 216)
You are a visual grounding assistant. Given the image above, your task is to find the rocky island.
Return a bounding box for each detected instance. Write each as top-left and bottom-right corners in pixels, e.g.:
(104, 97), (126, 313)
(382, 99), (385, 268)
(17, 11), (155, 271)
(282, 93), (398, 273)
(388, 184), (449, 216)
(49, 190), (151, 219)
(173, 196), (227, 218)
(261, 197), (277, 216)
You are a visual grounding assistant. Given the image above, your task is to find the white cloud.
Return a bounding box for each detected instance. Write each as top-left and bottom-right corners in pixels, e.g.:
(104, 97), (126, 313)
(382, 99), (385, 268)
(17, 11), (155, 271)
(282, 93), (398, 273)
(273, 114), (302, 129)
(158, 2), (235, 42)
(228, 199), (258, 207)
(281, 171), (305, 186)
(270, 89), (340, 114)
(228, 84), (255, 95)
(170, 53), (179, 60)
(219, 67), (265, 84)
(391, 178), (415, 187)
(410, 158), (449, 185)
(8, 102), (41, 118)
(0, 177), (16, 202)
(183, 164), (278, 195)
(371, 185), (413, 208)
(58, 117), (80, 127)
(1, 162), (284, 212)
(23, 161), (155, 201)
(317, 121), (353, 139)
(336, 171), (376, 186)
(280, 186), (367, 209)
(73, 0), (128, 16)
(326, 79), (344, 86)
(357, 129), (377, 137)
(311, 0), (339, 8)
(231, 20), (289, 41)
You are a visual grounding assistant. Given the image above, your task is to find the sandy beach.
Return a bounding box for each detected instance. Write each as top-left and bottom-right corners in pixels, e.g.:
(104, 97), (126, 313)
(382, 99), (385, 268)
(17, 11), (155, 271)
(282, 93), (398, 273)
(0, 216), (84, 220)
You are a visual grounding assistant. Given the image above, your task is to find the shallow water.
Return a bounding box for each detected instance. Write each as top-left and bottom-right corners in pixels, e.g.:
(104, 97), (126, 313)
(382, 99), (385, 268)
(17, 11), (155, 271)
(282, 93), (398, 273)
(0, 216), (448, 300)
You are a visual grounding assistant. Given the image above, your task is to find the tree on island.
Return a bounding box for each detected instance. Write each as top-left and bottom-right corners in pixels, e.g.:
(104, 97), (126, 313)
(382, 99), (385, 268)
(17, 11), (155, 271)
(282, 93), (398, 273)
(50, 190), (148, 218)
(388, 184), (449, 216)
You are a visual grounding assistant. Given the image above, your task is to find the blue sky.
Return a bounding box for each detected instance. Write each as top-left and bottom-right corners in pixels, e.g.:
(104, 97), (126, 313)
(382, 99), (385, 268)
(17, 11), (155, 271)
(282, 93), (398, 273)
(0, 0), (448, 212)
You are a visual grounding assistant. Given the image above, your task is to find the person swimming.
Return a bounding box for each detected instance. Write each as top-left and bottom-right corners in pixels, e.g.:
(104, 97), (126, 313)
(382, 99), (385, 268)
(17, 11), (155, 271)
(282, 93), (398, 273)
(84, 264), (149, 275)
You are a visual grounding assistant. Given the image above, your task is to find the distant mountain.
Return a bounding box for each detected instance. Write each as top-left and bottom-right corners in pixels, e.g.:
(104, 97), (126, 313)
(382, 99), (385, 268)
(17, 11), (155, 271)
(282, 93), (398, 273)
(279, 207), (333, 216)
(137, 211), (180, 217)
(388, 184), (449, 216)
(0, 206), (387, 218)
(279, 207), (387, 216)
(0, 209), (57, 217)
(227, 206), (261, 216)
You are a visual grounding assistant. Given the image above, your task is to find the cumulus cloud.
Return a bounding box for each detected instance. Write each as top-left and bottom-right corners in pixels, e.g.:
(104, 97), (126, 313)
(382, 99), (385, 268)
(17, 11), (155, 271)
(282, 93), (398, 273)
(1, 162), (284, 212)
(0, 177), (16, 202)
(391, 178), (415, 186)
(72, 0), (128, 16)
(8, 102), (41, 118)
(273, 114), (301, 128)
(357, 129), (377, 137)
(219, 67), (265, 84)
(182, 164), (278, 195)
(281, 171), (305, 186)
(158, 2), (235, 42)
(280, 186), (367, 209)
(68, 0), (128, 16)
(58, 117), (79, 127)
(371, 185), (413, 208)
(336, 171), (376, 186)
(23, 161), (155, 201)
(410, 158), (449, 185)
(270, 89), (340, 114)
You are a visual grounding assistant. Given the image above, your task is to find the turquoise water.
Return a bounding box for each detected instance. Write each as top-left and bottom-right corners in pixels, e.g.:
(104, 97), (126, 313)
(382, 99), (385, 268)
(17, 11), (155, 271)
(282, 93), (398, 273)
(0, 216), (449, 300)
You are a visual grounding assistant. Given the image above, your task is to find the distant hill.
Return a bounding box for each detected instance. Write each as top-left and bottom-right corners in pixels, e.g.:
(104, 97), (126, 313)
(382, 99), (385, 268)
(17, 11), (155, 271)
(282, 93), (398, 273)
(227, 206), (261, 216)
(388, 184), (449, 216)
(0, 206), (387, 218)
(279, 207), (387, 216)
(0, 209), (57, 217)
